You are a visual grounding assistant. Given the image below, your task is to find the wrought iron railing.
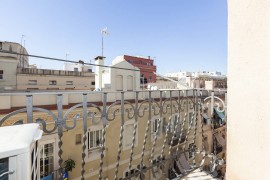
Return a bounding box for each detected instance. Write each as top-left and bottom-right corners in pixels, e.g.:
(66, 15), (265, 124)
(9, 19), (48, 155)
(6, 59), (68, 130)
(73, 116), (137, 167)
(0, 89), (226, 180)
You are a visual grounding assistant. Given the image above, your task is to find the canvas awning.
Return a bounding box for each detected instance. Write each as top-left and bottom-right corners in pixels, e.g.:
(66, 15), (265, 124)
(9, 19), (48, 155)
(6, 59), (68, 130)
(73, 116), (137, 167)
(214, 133), (226, 147)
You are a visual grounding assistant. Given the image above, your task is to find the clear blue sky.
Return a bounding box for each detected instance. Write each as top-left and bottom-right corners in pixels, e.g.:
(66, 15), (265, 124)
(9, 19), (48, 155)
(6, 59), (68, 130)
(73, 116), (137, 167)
(0, 0), (227, 75)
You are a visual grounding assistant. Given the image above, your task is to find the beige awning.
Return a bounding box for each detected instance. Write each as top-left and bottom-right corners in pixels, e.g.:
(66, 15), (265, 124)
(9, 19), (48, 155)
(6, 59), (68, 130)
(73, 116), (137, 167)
(214, 133), (226, 147)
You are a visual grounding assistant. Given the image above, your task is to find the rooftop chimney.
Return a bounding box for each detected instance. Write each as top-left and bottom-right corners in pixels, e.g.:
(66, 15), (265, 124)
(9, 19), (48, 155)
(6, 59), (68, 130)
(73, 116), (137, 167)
(94, 56), (106, 90)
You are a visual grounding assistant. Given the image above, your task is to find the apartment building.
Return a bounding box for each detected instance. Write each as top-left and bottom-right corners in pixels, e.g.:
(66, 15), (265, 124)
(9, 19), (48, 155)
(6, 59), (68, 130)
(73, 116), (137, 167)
(149, 71), (227, 90)
(0, 41), (95, 91)
(16, 67), (95, 91)
(0, 90), (226, 179)
(121, 55), (156, 83)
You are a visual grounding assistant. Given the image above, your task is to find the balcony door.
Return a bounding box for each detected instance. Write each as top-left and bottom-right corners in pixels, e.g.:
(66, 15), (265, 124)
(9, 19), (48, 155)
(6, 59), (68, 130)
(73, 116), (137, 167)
(39, 139), (56, 180)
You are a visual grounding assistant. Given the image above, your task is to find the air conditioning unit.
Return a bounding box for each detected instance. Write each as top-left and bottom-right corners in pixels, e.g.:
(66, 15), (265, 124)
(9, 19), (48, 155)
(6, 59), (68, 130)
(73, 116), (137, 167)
(0, 124), (43, 180)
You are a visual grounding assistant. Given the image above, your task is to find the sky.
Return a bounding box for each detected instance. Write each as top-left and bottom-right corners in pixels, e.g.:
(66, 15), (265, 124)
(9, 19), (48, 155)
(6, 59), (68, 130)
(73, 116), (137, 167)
(0, 0), (228, 75)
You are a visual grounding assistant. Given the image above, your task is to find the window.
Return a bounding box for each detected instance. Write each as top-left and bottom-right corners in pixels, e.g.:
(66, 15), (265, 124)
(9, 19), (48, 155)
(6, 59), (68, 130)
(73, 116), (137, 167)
(49, 80), (57, 85)
(170, 115), (178, 133)
(87, 69), (92, 72)
(40, 143), (54, 179)
(0, 70), (3, 79)
(75, 134), (82, 145)
(28, 80), (37, 85)
(88, 129), (102, 150)
(74, 68), (78, 72)
(91, 81), (95, 85)
(149, 76), (152, 81)
(0, 42), (2, 50)
(189, 112), (193, 127)
(152, 118), (160, 134)
(151, 117), (162, 141)
(66, 81), (73, 85)
(188, 143), (195, 159)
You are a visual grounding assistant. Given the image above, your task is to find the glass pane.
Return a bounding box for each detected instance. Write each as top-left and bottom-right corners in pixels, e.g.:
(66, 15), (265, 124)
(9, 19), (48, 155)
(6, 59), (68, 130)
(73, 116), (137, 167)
(40, 143), (54, 178)
(0, 158), (9, 180)
(90, 132), (93, 148)
(96, 131), (100, 146)
(48, 156), (54, 165)
(48, 144), (54, 156)
(154, 120), (158, 132)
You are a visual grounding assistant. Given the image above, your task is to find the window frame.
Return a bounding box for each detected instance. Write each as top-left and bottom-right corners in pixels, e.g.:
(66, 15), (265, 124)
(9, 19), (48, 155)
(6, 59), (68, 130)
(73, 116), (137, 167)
(0, 70), (3, 80)
(86, 125), (104, 162)
(88, 129), (102, 150)
(49, 80), (57, 85)
(66, 81), (73, 85)
(151, 116), (162, 141)
(28, 80), (37, 85)
(38, 134), (58, 180)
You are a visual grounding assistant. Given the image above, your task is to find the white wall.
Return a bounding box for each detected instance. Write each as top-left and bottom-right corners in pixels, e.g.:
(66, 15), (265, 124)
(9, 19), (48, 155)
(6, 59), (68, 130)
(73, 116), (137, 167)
(227, 0), (270, 179)
(64, 63), (92, 72)
(110, 61), (140, 91)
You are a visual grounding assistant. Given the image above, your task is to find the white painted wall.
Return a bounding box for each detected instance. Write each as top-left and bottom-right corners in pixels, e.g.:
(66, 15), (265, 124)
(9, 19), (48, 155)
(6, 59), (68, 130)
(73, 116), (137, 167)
(64, 63), (92, 72)
(95, 57), (104, 90)
(227, 0), (270, 179)
(110, 60), (140, 91)
(95, 56), (140, 91)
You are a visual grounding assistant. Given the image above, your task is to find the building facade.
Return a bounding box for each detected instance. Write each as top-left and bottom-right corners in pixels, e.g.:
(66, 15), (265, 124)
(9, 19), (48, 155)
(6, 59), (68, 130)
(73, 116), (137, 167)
(0, 42), (95, 91)
(94, 56), (141, 91)
(0, 90), (226, 180)
(122, 55), (156, 83)
(155, 71), (228, 90)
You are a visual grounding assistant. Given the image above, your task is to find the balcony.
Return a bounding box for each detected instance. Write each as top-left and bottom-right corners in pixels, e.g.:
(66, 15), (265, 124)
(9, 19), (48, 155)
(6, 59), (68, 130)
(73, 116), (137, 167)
(16, 68), (94, 77)
(0, 89), (226, 180)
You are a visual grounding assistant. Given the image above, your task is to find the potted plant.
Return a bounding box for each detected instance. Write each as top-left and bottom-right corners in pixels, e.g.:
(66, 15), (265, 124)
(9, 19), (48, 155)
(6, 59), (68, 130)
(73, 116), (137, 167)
(63, 159), (75, 180)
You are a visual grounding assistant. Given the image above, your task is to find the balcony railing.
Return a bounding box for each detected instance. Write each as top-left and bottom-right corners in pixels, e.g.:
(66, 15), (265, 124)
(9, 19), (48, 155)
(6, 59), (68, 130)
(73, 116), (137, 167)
(16, 67), (94, 77)
(0, 89), (227, 180)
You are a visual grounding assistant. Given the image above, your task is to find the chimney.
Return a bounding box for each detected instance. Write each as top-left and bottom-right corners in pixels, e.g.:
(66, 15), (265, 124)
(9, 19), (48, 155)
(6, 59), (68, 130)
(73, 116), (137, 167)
(94, 56), (105, 90)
